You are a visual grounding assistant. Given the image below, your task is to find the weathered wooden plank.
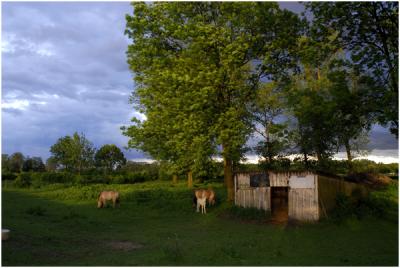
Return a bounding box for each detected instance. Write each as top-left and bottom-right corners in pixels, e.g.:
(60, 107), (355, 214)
(237, 173), (250, 189)
(288, 174), (319, 221)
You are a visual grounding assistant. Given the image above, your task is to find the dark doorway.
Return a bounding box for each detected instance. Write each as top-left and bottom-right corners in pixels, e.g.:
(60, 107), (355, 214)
(270, 187), (289, 223)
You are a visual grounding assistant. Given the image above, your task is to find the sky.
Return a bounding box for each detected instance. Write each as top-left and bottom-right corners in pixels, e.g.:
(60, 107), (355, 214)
(1, 2), (399, 164)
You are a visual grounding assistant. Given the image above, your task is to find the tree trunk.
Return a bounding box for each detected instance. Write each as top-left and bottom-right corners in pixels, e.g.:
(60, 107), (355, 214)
(172, 174), (178, 184)
(303, 152), (309, 168)
(266, 121), (272, 163)
(316, 151), (322, 163)
(344, 139), (353, 171)
(187, 171), (193, 188)
(345, 141), (352, 162)
(224, 156), (234, 202)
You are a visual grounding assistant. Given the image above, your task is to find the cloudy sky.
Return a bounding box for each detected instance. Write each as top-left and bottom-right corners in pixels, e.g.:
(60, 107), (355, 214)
(2, 2), (398, 163)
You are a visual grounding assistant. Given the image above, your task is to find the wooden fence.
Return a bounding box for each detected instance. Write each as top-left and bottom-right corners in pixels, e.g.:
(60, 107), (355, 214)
(318, 176), (369, 215)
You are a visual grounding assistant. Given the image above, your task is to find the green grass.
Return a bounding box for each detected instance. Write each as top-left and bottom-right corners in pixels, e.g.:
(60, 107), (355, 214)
(2, 181), (398, 266)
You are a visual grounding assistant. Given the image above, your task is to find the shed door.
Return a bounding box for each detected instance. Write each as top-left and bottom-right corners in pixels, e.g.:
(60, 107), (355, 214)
(271, 187), (288, 223)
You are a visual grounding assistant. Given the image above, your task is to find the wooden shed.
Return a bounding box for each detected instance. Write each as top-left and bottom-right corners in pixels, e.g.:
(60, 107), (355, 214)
(234, 171), (369, 221)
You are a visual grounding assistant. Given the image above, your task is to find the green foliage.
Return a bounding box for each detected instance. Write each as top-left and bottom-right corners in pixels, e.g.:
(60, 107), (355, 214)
(1, 172), (17, 181)
(2, 154), (10, 172)
(331, 182), (398, 222)
(22, 157), (46, 172)
(305, 2), (398, 136)
(14, 173), (32, 188)
(9, 152), (24, 173)
(366, 182), (398, 222)
(94, 144), (126, 172)
(50, 132), (95, 173)
(123, 2), (303, 194)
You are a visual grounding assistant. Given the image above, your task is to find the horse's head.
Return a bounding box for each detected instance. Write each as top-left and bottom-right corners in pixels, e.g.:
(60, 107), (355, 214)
(97, 199), (102, 208)
(97, 194), (103, 208)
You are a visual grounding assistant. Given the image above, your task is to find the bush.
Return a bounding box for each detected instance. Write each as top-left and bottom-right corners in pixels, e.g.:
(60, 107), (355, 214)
(331, 182), (398, 222)
(1, 172), (17, 181)
(40, 172), (75, 184)
(331, 192), (354, 220)
(14, 173), (32, 187)
(364, 182), (398, 222)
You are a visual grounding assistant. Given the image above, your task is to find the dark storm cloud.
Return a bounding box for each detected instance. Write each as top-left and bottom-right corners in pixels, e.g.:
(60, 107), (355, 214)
(2, 2), (142, 160)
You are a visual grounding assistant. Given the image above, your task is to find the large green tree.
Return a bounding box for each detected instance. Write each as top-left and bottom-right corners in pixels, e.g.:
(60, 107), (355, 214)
(95, 144), (126, 173)
(287, 34), (375, 166)
(327, 67), (374, 165)
(305, 2), (398, 137)
(124, 2), (302, 200)
(50, 132), (95, 174)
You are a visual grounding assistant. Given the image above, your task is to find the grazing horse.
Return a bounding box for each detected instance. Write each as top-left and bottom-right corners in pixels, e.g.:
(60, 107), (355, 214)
(193, 189), (216, 212)
(97, 191), (120, 208)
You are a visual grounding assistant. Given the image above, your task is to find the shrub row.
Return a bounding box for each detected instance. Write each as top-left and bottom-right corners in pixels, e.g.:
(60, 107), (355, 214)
(331, 182), (398, 222)
(8, 171), (158, 188)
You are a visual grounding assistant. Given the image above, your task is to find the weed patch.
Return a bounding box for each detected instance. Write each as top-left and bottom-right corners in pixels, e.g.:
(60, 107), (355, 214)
(163, 233), (183, 263)
(221, 205), (271, 223)
(26, 206), (47, 216)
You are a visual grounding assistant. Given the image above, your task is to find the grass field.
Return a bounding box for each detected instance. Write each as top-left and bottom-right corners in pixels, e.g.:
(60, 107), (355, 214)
(2, 181), (398, 266)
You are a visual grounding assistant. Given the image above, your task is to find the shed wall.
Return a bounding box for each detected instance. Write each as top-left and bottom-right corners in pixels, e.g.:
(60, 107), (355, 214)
(269, 172), (289, 187)
(235, 172), (320, 220)
(235, 187), (270, 210)
(288, 174), (319, 221)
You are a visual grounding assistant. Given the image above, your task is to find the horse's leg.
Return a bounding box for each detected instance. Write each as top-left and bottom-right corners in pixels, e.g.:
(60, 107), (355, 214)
(196, 200), (200, 212)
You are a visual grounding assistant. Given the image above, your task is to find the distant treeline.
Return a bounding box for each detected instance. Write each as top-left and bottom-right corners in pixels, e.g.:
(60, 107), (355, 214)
(2, 149), (398, 188)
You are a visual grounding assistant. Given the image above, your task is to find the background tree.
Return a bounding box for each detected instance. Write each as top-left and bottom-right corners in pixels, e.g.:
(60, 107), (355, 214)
(250, 82), (290, 166)
(49, 132), (95, 174)
(327, 67), (374, 166)
(22, 157), (46, 172)
(286, 33), (376, 168)
(9, 152), (25, 173)
(45, 156), (59, 172)
(305, 2), (399, 137)
(95, 144), (126, 173)
(2, 154), (10, 173)
(286, 36), (340, 163)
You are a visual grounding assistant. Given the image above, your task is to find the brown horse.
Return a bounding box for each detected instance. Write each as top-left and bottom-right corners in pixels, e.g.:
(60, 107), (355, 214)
(193, 188), (216, 211)
(97, 191), (120, 208)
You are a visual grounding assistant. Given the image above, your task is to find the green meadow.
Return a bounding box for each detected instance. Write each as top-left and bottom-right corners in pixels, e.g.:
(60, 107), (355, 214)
(2, 181), (398, 266)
